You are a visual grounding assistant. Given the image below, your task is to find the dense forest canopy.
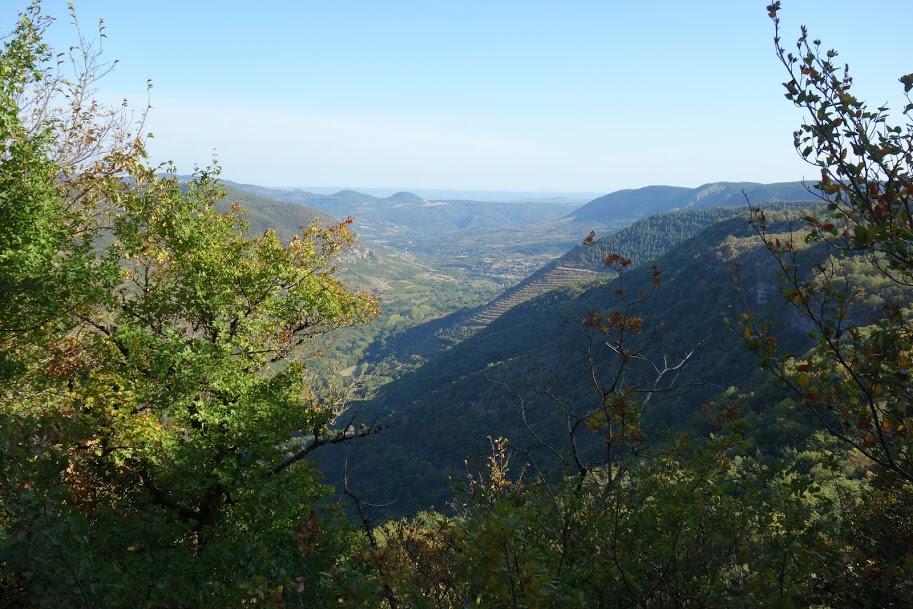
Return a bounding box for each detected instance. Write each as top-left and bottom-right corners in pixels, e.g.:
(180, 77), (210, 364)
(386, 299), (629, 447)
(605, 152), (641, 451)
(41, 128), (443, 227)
(1, 2), (912, 608)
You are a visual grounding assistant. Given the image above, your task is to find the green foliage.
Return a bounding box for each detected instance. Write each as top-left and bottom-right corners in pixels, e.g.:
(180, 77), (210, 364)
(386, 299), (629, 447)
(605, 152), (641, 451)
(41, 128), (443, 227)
(0, 7), (378, 607)
(564, 206), (749, 268)
(365, 427), (872, 608)
(0, 7), (109, 380)
(307, 248), (501, 386)
(752, 0), (913, 509)
(216, 184), (333, 242)
(207, 185), (503, 388)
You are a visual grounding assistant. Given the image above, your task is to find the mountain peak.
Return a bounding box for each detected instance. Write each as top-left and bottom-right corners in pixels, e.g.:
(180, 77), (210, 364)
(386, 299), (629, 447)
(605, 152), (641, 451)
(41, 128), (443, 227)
(385, 191), (425, 204)
(333, 189), (369, 198)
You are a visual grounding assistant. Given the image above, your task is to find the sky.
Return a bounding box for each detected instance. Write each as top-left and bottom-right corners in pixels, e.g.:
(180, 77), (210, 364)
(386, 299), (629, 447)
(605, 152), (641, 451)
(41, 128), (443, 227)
(3, 1), (912, 195)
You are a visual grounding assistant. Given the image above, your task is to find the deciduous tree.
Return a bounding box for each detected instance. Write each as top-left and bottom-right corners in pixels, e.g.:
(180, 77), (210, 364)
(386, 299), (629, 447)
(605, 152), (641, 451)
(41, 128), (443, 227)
(0, 5), (378, 607)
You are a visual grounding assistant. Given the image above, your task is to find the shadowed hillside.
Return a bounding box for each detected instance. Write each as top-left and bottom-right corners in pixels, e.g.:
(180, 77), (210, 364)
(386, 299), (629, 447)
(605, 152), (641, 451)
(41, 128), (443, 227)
(325, 210), (837, 514)
(364, 207), (760, 362)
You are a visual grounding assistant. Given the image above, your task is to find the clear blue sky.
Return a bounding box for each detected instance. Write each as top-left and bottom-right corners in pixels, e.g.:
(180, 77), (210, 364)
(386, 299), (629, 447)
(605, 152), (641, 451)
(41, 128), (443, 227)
(3, 1), (911, 194)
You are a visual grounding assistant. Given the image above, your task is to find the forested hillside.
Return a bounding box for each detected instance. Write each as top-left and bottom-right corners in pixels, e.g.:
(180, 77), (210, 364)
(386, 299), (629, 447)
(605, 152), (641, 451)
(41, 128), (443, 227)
(217, 186), (333, 240)
(362, 206), (764, 366)
(322, 210), (828, 513)
(568, 180), (815, 224)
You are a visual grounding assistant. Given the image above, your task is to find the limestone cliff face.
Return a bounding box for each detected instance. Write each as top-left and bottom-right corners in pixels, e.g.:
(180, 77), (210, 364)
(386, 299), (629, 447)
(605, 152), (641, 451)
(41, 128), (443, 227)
(337, 244), (374, 264)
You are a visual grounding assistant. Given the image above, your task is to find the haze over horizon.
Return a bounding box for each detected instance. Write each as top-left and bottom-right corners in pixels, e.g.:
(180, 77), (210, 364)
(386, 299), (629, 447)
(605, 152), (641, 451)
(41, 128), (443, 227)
(217, 180), (814, 204)
(6, 1), (911, 192)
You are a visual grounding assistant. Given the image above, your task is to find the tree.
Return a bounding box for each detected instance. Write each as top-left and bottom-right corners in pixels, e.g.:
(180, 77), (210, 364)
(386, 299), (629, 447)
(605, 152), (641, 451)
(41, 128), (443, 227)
(0, 5), (379, 607)
(740, 3), (913, 604)
(747, 2), (913, 485)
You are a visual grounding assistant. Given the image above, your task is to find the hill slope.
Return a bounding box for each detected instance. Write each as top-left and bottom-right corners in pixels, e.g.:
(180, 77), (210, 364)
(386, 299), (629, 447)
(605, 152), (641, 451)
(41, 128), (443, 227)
(364, 207), (754, 363)
(567, 181), (815, 224)
(323, 210), (827, 514)
(217, 185), (333, 242)
(464, 207), (753, 331)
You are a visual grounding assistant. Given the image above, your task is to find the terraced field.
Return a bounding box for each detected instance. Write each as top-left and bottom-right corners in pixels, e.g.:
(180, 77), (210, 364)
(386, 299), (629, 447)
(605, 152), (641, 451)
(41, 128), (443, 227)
(463, 265), (605, 331)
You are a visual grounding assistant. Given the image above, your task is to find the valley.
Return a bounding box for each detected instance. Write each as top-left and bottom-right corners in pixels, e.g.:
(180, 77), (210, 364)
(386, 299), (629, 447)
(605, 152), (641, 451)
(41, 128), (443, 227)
(222, 181), (814, 389)
(218, 181), (831, 515)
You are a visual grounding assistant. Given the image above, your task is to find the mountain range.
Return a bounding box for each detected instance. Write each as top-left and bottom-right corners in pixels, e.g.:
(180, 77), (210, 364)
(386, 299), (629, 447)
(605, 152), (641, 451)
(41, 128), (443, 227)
(566, 181), (817, 224)
(222, 181), (580, 236)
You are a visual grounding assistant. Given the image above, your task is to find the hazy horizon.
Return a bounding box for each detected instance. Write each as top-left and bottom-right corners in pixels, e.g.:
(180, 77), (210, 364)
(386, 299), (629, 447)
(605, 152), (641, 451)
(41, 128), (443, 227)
(219, 178), (818, 203)
(5, 1), (911, 192)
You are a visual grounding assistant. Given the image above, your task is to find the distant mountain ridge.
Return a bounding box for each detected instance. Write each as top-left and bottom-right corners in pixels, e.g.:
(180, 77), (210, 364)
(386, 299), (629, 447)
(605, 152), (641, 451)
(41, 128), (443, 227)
(224, 181), (582, 238)
(568, 181), (816, 224)
(225, 182), (445, 209)
(220, 180), (819, 246)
